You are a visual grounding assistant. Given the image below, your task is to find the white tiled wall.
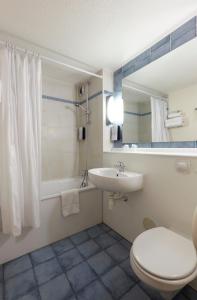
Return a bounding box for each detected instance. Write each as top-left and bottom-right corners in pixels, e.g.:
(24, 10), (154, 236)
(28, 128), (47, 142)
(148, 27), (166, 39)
(42, 74), (103, 181)
(139, 102), (151, 143)
(42, 77), (79, 180)
(123, 101), (151, 143)
(123, 102), (139, 143)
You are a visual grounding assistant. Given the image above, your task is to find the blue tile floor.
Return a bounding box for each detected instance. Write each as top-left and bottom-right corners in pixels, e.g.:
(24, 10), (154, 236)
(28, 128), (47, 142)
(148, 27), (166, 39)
(0, 223), (197, 300)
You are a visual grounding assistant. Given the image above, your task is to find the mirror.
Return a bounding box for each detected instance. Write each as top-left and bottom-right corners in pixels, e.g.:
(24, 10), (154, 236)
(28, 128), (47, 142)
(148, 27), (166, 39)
(122, 37), (197, 145)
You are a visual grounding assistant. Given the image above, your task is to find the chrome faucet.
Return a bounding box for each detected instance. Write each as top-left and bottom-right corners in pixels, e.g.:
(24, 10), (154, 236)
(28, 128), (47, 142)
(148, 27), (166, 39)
(114, 161), (126, 175)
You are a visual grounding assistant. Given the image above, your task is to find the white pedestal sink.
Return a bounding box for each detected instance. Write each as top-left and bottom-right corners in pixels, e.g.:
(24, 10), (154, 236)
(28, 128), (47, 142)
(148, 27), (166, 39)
(88, 168), (143, 193)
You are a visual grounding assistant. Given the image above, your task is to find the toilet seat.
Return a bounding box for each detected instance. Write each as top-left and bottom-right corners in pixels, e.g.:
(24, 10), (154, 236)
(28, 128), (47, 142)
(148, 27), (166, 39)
(130, 252), (197, 294)
(132, 227), (197, 280)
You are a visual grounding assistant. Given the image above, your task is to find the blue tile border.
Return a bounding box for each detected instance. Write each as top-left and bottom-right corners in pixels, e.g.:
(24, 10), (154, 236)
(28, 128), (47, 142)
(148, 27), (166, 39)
(42, 94), (77, 105)
(124, 111), (151, 116)
(42, 90), (112, 105)
(114, 17), (197, 87)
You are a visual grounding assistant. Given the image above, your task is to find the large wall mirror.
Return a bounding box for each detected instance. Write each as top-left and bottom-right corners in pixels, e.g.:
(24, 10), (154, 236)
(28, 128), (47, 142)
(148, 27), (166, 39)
(122, 36), (197, 147)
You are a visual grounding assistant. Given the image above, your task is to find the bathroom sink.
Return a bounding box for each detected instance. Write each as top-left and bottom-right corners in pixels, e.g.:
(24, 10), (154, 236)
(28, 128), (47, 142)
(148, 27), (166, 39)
(88, 168), (143, 193)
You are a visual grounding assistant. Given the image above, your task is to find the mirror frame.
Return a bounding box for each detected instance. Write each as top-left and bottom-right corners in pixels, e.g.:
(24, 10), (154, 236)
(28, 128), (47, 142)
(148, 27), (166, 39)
(113, 16), (197, 148)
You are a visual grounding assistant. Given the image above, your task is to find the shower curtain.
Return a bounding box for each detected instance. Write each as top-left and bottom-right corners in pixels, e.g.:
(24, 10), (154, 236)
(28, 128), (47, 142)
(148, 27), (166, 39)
(151, 96), (169, 142)
(0, 45), (42, 236)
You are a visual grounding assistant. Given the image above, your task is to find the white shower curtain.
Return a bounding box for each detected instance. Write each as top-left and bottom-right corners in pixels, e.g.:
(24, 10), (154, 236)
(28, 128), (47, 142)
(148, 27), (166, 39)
(151, 96), (170, 142)
(0, 45), (42, 236)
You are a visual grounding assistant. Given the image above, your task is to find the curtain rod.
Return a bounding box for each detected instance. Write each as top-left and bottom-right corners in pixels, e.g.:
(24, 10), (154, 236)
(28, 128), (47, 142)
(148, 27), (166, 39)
(0, 40), (103, 79)
(123, 84), (168, 101)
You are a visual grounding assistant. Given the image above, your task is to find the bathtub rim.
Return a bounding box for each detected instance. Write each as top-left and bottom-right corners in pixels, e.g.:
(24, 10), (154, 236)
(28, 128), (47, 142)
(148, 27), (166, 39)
(41, 178), (96, 201)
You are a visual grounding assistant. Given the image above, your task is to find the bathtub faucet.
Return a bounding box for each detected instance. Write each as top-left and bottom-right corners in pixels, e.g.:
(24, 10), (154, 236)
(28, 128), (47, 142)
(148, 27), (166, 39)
(80, 169), (88, 188)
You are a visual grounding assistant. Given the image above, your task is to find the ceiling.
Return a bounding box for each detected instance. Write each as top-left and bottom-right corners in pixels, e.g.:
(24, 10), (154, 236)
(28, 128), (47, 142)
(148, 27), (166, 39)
(42, 61), (90, 85)
(0, 0), (197, 71)
(126, 38), (197, 94)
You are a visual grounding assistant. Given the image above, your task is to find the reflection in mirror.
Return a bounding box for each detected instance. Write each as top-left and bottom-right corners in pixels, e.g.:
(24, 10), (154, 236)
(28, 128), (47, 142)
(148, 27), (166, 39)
(122, 37), (197, 144)
(123, 87), (152, 143)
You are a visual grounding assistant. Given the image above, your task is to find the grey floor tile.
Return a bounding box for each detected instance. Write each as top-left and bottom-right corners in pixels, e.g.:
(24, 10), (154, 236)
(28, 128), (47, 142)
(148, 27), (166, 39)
(0, 282), (3, 300)
(87, 251), (115, 276)
(58, 248), (83, 271)
(121, 285), (151, 300)
(101, 266), (135, 299)
(87, 225), (104, 238)
(182, 285), (197, 300)
(0, 265), (3, 282)
(67, 261), (97, 293)
(68, 297), (77, 300)
(77, 280), (113, 300)
(106, 244), (129, 263)
(17, 289), (40, 300)
(120, 258), (139, 282)
(139, 281), (163, 300)
(98, 223), (111, 232)
(5, 269), (37, 300)
(52, 238), (74, 256)
(70, 230), (89, 245)
(108, 230), (122, 241)
(3, 225), (196, 300)
(34, 257), (62, 285)
(4, 255), (32, 280)
(95, 233), (116, 249)
(120, 238), (132, 250)
(174, 293), (188, 300)
(30, 246), (55, 266)
(77, 240), (100, 258)
(39, 274), (73, 300)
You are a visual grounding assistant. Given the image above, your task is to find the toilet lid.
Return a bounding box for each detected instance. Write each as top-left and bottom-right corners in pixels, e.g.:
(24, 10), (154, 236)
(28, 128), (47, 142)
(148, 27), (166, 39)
(132, 227), (197, 280)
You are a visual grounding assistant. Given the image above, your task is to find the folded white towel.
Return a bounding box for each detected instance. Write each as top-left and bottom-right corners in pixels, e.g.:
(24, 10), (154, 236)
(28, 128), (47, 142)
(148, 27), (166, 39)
(168, 111), (183, 119)
(165, 116), (184, 128)
(61, 189), (80, 217)
(111, 125), (118, 141)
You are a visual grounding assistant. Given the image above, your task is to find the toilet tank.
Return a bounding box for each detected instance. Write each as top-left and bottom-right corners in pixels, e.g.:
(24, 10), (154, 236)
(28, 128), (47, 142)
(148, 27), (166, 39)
(192, 206), (197, 249)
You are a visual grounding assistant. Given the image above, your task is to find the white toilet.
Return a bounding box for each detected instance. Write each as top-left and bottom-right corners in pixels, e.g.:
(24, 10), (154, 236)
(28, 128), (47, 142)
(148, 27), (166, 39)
(130, 208), (197, 299)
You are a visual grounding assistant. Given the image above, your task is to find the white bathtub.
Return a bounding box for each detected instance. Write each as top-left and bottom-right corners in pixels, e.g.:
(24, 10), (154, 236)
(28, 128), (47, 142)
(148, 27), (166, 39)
(41, 177), (95, 200)
(0, 177), (102, 264)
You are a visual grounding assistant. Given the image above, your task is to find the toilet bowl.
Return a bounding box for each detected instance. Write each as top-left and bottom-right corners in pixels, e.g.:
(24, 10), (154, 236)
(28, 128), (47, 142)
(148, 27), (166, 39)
(130, 227), (197, 299)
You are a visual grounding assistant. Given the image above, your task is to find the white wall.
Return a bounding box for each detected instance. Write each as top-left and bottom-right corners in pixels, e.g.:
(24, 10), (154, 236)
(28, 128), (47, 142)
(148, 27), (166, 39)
(42, 77), (79, 180)
(168, 83), (197, 141)
(103, 70), (113, 152)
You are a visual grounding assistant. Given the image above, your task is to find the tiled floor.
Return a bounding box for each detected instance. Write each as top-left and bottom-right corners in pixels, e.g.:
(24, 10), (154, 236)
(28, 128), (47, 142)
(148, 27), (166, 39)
(0, 223), (197, 300)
